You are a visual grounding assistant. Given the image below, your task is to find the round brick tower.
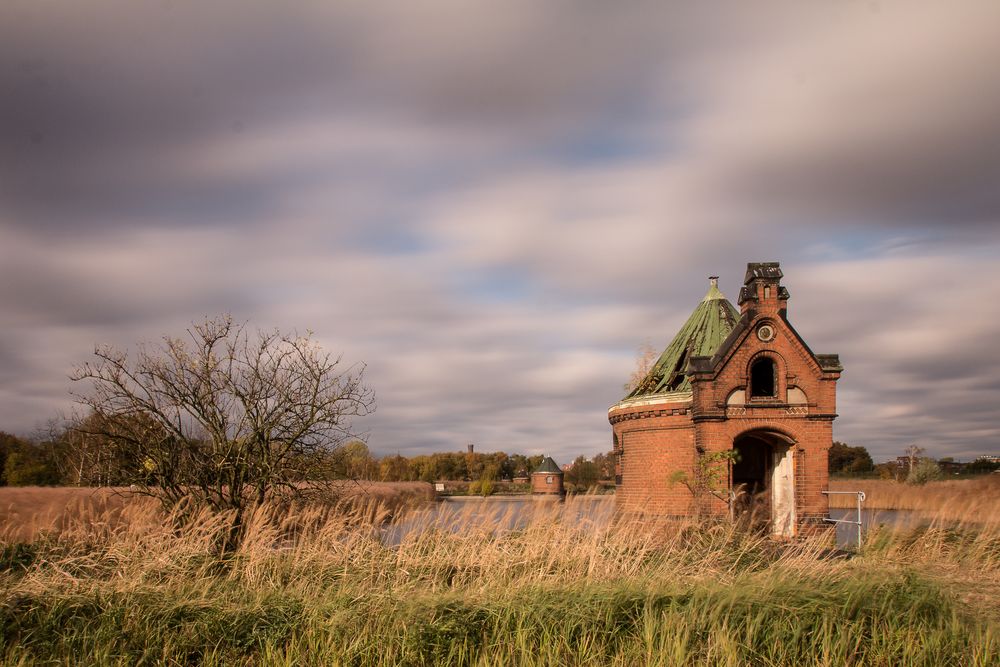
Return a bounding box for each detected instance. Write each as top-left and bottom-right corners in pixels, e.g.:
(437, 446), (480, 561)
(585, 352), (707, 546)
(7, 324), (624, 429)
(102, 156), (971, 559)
(609, 264), (842, 537)
(531, 457), (564, 495)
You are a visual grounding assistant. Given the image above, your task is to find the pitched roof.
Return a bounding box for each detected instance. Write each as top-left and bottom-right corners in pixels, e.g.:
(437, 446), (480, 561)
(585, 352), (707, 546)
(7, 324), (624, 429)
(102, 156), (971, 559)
(532, 456), (562, 474)
(625, 279), (739, 399)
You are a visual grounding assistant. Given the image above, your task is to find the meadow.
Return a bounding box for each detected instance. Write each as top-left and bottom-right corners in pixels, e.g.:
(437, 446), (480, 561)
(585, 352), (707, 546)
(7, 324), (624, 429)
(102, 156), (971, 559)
(0, 486), (997, 665)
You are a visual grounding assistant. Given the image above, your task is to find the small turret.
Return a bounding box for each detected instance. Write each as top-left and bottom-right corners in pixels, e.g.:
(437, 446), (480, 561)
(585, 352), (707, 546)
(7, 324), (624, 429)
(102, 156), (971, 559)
(738, 262), (789, 315)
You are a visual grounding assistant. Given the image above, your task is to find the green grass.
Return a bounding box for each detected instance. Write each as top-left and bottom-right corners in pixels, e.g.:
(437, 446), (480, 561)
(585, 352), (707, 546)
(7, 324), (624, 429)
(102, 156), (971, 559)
(1, 572), (992, 665)
(0, 500), (996, 665)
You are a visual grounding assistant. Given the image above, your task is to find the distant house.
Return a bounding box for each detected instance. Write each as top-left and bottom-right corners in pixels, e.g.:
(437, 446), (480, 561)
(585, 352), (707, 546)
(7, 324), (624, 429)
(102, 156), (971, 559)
(531, 457), (565, 496)
(937, 460), (965, 475)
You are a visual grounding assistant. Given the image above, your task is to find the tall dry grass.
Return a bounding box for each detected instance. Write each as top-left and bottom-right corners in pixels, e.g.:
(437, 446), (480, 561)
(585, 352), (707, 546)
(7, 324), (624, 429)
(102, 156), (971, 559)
(0, 481), (435, 543)
(828, 475), (1000, 519)
(0, 486), (141, 542)
(1, 494), (997, 665)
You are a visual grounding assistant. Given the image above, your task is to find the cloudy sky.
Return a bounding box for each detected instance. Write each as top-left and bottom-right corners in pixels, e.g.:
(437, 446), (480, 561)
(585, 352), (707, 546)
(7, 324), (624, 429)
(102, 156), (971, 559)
(2, 1), (998, 462)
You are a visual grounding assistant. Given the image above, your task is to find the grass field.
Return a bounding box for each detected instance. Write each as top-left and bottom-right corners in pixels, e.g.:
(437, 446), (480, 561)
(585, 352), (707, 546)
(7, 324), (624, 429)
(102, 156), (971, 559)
(1, 487), (997, 665)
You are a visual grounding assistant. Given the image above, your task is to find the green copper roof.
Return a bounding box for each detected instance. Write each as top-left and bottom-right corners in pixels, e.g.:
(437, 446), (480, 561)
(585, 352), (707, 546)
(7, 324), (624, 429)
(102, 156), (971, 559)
(625, 279), (740, 399)
(533, 457), (562, 474)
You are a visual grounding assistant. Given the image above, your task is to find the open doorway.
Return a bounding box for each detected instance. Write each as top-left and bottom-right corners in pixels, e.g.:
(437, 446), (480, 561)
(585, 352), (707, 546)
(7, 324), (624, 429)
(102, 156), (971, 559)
(732, 432), (795, 537)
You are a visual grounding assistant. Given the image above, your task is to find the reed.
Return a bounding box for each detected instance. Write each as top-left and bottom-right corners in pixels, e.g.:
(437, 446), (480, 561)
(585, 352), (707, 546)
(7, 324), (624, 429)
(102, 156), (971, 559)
(1, 495), (996, 665)
(828, 476), (1000, 519)
(0, 481), (435, 542)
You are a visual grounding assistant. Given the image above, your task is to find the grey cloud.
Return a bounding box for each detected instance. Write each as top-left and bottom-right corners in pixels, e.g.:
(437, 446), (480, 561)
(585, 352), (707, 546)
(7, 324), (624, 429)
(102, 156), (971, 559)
(693, 2), (1000, 230)
(1, 1), (999, 464)
(784, 255), (1000, 460)
(0, 1), (731, 233)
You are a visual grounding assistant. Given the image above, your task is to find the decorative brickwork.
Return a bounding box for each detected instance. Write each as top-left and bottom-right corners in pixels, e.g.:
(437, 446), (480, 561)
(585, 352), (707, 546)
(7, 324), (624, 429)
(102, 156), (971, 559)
(609, 263), (842, 537)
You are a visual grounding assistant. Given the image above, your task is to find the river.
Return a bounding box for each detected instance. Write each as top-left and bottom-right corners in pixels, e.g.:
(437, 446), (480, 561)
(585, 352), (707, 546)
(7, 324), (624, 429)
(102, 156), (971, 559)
(381, 495), (927, 549)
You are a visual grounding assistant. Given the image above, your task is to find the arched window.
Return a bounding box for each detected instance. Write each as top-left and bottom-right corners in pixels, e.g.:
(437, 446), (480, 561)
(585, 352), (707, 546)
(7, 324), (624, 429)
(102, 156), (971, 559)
(750, 358), (776, 398)
(613, 433), (623, 485)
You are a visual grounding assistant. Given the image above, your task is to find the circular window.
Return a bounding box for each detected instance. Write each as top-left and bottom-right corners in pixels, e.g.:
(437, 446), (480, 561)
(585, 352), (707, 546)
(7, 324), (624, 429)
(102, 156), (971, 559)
(756, 324), (775, 342)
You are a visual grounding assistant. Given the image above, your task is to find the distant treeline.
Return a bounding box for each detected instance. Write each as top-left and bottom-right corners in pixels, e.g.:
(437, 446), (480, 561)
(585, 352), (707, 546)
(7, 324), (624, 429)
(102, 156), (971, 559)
(829, 441), (998, 479)
(0, 426), (614, 489)
(5, 426), (992, 489)
(363, 445), (615, 488)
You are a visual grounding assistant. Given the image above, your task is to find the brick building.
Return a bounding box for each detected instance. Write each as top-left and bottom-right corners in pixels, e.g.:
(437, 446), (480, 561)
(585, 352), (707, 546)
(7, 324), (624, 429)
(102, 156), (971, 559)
(531, 457), (565, 495)
(609, 262), (842, 537)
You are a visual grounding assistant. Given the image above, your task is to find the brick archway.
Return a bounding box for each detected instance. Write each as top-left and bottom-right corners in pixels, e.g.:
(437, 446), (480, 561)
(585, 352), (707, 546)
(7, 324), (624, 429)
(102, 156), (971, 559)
(732, 429), (796, 537)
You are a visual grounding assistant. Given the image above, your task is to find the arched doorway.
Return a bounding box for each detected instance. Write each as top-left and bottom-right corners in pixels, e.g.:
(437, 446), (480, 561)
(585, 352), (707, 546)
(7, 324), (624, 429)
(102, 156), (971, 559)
(732, 431), (795, 537)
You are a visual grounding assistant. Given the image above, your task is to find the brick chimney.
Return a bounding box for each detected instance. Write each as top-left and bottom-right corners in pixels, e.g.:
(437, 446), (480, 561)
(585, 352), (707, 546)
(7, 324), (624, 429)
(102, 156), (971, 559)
(738, 262), (789, 315)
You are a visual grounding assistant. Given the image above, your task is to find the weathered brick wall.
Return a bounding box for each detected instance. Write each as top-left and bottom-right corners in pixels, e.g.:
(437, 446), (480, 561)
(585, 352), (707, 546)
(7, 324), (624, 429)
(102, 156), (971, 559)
(531, 472), (564, 495)
(611, 402), (696, 515)
(693, 417), (832, 524)
(689, 274), (840, 531)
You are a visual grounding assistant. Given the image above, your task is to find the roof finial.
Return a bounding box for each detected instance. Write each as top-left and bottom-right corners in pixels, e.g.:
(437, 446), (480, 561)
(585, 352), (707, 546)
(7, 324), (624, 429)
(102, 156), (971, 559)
(703, 276), (725, 302)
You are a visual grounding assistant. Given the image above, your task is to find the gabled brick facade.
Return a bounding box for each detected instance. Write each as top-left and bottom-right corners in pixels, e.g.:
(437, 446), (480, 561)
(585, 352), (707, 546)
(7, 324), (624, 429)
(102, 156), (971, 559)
(609, 263), (842, 536)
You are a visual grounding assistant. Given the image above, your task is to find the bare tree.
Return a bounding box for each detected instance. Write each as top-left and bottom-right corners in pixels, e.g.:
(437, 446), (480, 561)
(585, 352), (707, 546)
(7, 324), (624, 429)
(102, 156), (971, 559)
(903, 445), (925, 474)
(42, 413), (128, 487)
(71, 316), (375, 529)
(623, 340), (658, 394)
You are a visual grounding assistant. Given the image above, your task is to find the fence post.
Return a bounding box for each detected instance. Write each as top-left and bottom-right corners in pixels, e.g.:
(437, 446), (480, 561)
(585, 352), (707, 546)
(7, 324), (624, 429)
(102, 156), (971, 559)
(822, 490), (866, 550)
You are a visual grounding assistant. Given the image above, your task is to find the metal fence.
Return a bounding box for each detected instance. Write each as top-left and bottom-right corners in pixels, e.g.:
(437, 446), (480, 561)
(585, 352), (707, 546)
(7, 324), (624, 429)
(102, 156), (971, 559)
(823, 490), (866, 549)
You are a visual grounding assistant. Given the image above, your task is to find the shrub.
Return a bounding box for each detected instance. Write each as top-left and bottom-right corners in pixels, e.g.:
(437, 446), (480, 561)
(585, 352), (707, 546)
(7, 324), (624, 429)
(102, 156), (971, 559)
(907, 458), (943, 485)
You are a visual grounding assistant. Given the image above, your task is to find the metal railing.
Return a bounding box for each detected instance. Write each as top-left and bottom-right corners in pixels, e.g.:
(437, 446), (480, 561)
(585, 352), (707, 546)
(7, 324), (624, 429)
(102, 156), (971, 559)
(823, 490), (866, 549)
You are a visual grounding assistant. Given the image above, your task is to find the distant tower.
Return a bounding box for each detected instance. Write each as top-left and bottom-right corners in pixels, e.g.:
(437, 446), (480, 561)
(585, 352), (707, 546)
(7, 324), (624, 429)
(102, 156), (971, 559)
(531, 457), (565, 496)
(609, 263), (842, 536)
(467, 443), (474, 454)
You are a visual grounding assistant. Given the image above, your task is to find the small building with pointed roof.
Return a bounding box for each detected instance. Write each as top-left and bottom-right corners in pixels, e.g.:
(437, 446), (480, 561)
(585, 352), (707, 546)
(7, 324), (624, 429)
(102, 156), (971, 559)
(531, 456), (565, 495)
(609, 263), (842, 536)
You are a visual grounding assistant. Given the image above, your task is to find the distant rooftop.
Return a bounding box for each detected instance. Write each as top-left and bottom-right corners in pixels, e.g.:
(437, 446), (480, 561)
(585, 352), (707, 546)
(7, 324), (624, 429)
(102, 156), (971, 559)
(532, 456), (562, 474)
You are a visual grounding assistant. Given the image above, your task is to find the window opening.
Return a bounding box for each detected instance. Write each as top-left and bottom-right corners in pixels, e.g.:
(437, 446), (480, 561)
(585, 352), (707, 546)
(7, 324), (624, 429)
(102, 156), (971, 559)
(750, 358), (776, 398)
(614, 433), (623, 485)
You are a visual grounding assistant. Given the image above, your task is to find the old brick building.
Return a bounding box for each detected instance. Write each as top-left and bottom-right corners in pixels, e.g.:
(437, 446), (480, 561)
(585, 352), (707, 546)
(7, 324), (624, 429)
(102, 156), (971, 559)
(531, 457), (565, 495)
(609, 262), (842, 536)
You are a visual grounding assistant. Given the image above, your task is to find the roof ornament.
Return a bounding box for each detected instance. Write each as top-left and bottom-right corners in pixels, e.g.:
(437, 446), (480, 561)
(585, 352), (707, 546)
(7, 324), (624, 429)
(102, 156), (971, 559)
(703, 275), (726, 302)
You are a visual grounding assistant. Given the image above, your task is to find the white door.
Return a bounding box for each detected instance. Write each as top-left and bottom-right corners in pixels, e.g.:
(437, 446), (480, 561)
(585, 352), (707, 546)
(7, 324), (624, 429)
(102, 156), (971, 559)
(771, 446), (795, 537)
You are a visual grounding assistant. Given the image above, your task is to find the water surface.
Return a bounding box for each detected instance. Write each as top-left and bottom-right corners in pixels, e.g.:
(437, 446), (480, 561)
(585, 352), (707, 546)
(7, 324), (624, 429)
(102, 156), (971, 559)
(384, 496), (923, 549)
